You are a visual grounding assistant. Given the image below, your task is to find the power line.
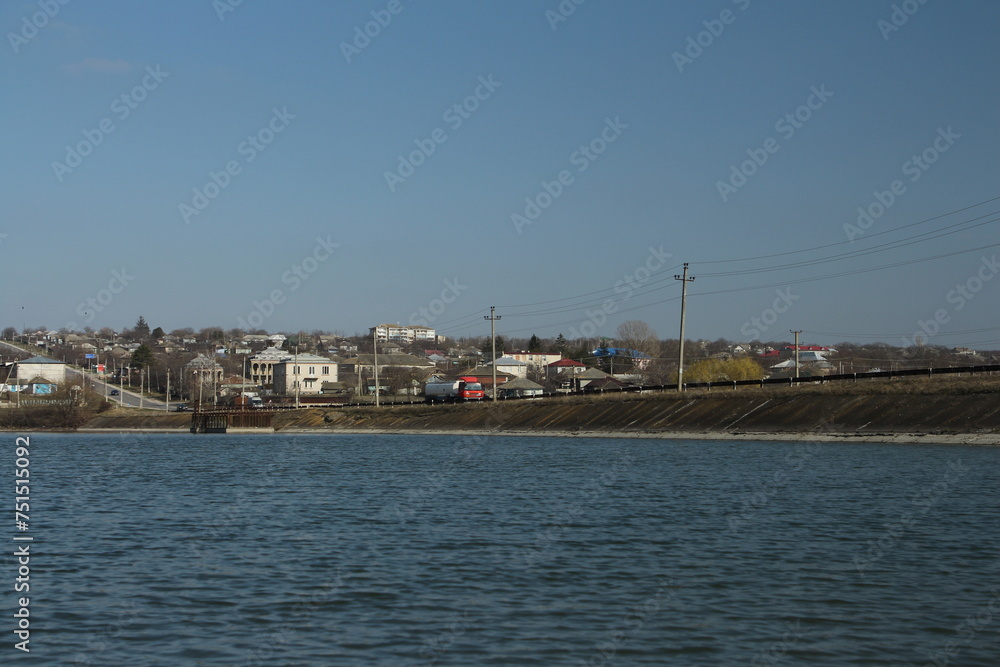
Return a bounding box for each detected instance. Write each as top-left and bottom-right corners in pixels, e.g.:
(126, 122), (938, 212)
(486, 238), (1000, 338)
(497, 264), (683, 309)
(805, 326), (1000, 340)
(691, 239), (1000, 298)
(440, 198), (998, 334)
(435, 196), (1000, 342)
(496, 203), (999, 326)
(699, 210), (1000, 278)
(694, 194), (1000, 266)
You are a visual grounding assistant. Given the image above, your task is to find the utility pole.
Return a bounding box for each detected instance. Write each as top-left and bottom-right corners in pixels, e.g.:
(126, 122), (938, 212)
(9, 360), (20, 408)
(373, 329), (380, 407)
(97, 341), (106, 403)
(484, 306), (501, 402)
(674, 263), (695, 392)
(791, 330), (802, 380)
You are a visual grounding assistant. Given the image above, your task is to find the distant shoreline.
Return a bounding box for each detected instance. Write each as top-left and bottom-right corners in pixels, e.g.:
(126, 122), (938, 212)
(49, 426), (1000, 445)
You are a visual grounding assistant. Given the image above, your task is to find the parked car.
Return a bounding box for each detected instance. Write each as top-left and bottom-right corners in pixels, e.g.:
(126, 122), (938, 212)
(174, 403), (189, 412)
(110, 389), (120, 396)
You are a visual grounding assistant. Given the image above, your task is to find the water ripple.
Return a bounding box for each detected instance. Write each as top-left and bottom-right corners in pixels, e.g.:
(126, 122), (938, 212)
(13, 434), (1000, 665)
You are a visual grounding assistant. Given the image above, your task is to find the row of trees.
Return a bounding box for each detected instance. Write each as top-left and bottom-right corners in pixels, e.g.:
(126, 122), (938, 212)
(10, 314), (994, 364)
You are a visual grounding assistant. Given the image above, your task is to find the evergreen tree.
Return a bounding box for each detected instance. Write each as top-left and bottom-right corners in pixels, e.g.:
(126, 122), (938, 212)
(130, 343), (156, 370)
(528, 334), (541, 352)
(134, 316), (151, 340)
(481, 335), (506, 361)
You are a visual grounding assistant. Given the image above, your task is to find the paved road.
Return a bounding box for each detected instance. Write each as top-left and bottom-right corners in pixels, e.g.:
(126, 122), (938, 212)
(74, 369), (169, 411)
(1, 341), (169, 411)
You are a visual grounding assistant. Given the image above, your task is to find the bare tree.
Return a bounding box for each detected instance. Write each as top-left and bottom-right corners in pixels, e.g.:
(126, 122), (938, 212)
(616, 320), (658, 355)
(615, 320), (659, 378)
(380, 366), (428, 396)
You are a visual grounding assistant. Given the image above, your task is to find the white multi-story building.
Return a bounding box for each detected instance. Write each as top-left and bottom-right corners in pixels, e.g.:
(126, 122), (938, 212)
(509, 352), (562, 369)
(409, 326), (438, 342)
(489, 356), (529, 378)
(271, 353), (338, 395)
(369, 324), (439, 344)
(247, 347), (289, 387)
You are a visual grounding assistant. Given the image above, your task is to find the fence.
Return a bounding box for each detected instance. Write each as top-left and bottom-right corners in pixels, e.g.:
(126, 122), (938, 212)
(563, 363), (1000, 396)
(327, 363), (1000, 408)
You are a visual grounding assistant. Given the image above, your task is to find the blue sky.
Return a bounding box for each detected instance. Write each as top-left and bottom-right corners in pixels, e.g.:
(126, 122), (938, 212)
(3, 0), (998, 350)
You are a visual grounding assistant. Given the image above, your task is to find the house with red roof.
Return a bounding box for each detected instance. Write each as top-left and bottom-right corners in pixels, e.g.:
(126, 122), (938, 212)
(546, 358), (586, 378)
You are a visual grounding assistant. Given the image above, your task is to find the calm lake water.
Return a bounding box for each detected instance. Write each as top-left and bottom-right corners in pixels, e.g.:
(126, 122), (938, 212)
(7, 433), (1000, 665)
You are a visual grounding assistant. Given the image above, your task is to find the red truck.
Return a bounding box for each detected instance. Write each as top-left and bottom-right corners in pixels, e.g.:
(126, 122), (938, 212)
(424, 376), (485, 403)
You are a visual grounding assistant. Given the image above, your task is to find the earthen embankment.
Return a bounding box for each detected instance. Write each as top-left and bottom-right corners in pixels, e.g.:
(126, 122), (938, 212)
(75, 377), (1000, 442)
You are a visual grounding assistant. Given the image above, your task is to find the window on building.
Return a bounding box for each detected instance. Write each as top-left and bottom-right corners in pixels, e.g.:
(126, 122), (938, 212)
(322, 366), (329, 375)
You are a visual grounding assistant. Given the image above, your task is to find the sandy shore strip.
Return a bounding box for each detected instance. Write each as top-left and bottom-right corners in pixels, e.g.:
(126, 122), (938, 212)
(67, 425), (1000, 445)
(275, 428), (1000, 445)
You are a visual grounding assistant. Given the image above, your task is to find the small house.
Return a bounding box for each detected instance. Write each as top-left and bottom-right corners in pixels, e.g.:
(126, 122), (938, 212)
(496, 377), (544, 399)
